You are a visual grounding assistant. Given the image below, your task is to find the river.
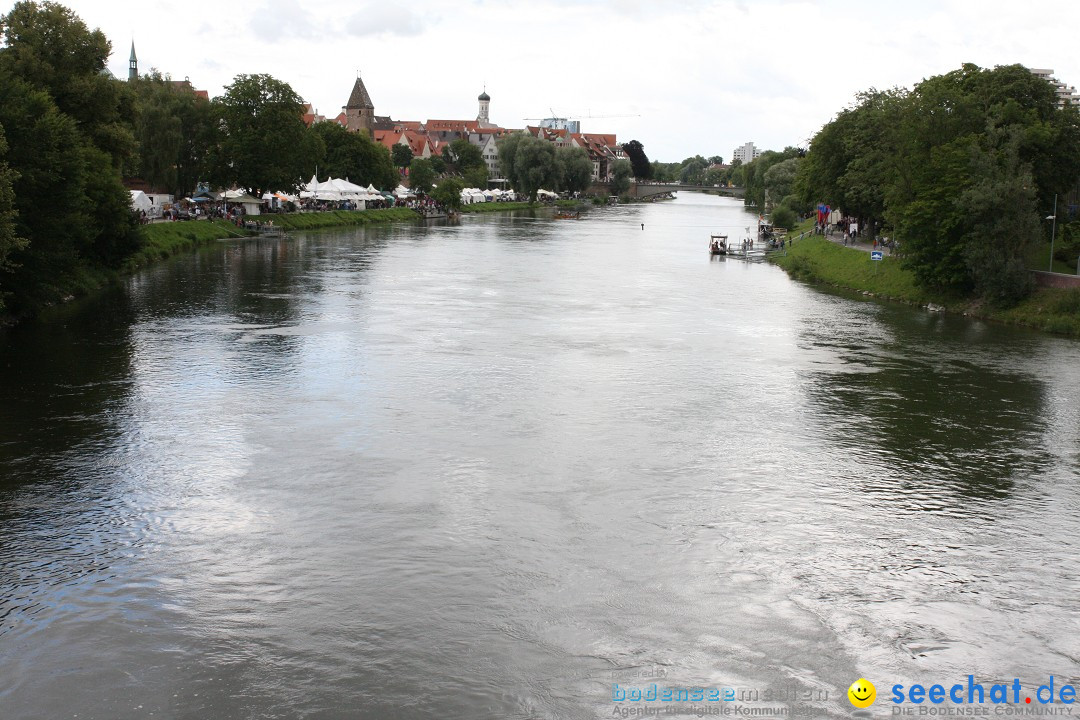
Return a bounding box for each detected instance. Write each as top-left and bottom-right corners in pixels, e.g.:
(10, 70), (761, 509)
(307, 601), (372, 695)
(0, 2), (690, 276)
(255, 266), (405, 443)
(1, 193), (1078, 719)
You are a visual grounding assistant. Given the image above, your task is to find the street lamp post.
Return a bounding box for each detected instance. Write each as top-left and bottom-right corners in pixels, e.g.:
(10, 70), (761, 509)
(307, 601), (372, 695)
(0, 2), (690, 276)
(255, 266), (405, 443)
(1047, 193), (1058, 272)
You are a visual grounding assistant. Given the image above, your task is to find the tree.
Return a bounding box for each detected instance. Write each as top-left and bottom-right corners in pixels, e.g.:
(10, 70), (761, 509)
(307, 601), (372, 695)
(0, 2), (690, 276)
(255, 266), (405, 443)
(611, 159), (632, 196)
(129, 72), (183, 194)
(391, 143), (414, 170)
(0, 126), (27, 312)
(0, 1), (144, 312)
(174, 89), (218, 197)
(679, 156), (707, 184)
(556, 146), (593, 194)
(959, 125), (1039, 303)
(408, 157), (436, 195)
(463, 165), (488, 189)
(444, 139), (484, 174)
(770, 205), (797, 231)
(312, 120), (396, 189)
(709, 155), (724, 165)
(510, 136), (558, 202)
(622, 139), (652, 180)
(496, 132), (526, 187)
(742, 148), (800, 209)
(763, 157), (799, 210)
(1, 1), (134, 161)
(215, 73), (320, 192)
(431, 177), (464, 211)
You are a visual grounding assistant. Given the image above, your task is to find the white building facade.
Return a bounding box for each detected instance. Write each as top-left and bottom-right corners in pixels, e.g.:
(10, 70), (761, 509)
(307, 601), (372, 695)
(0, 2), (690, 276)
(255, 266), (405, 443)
(733, 141), (762, 165)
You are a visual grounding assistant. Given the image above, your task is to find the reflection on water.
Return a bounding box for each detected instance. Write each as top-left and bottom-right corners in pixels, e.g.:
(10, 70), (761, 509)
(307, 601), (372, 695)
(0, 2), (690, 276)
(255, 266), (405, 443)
(2, 195), (1080, 719)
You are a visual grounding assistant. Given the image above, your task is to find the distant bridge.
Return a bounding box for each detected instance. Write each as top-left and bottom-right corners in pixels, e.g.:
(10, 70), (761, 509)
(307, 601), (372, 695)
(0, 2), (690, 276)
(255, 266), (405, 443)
(589, 182), (745, 199)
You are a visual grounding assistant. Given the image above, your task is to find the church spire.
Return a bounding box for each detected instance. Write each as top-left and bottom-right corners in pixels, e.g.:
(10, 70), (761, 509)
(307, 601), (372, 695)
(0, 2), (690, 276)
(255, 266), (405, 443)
(128, 41), (137, 81)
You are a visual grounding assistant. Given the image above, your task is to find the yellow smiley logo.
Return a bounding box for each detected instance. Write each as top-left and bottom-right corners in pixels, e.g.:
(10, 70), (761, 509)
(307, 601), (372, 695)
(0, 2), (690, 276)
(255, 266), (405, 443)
(848, 678), (876, 708)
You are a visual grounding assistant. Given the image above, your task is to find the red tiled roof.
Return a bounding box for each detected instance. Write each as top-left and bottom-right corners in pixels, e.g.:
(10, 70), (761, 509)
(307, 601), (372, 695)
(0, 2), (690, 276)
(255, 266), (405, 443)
(426, 119), (480, 132)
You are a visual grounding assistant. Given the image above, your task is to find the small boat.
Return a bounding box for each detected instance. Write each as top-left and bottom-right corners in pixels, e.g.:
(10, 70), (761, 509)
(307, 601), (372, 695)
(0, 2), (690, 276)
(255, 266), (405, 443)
(709, 234), (728, 256)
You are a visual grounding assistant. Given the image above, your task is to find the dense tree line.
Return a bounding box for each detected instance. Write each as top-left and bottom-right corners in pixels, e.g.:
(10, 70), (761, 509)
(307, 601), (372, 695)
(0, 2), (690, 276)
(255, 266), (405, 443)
(0, 0), (140, 313)
(496, 133), (594, 201)
(651, 155), (736, 187)
(794, 63), (1080, 303)
(0, 1), (403, 315)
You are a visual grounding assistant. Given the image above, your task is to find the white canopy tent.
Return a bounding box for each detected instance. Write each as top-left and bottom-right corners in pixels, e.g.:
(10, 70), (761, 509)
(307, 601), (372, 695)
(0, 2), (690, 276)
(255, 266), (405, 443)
(299, 176), (383, 205)
(129, 190), (152, 213)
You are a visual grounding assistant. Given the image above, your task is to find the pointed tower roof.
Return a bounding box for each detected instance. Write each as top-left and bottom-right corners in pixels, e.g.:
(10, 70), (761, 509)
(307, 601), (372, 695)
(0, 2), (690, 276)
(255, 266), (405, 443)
(129, 41), (137, 63)
(345, 76), (374, 110)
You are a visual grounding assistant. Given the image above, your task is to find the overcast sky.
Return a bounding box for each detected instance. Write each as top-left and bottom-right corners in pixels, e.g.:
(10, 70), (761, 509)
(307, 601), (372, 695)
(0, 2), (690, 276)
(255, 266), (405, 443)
(7, 0), (1080, 162)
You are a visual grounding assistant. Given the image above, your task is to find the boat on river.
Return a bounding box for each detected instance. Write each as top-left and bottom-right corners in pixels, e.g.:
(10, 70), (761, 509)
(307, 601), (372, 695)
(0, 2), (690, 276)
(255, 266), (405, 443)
(709, 234), (728, 256)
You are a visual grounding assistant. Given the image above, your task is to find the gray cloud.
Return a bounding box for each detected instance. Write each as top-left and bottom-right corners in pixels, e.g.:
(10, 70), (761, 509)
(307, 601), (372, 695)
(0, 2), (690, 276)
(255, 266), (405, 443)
(250, 0), (318, 41)
(345, 4), (425, 37)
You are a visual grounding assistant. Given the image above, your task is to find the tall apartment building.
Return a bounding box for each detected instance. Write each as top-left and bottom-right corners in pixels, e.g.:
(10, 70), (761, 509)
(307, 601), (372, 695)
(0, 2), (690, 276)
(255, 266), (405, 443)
(732, 141), (762, 165)
(1029, 68), (1080, 107)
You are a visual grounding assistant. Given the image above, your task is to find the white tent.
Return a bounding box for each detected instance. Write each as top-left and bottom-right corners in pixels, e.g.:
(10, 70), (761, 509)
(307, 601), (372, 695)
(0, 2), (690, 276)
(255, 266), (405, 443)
(394, 184), (414, 199)
(129, 190), (152, 213)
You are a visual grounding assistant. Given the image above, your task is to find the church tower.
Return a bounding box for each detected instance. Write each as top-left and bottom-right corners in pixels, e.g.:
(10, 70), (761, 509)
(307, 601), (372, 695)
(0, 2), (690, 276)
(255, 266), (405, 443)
(343, 75), (375, 136)
(477, 87), (491, 128)
(128, 41), (138, 81)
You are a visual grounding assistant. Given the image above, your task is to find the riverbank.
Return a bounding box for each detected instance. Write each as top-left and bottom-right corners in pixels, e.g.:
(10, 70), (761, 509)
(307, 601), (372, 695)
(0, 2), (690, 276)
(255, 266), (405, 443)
(771, 226), (1080, 337)
(127, 208), (421, 271)
(460, 200), (578, 214)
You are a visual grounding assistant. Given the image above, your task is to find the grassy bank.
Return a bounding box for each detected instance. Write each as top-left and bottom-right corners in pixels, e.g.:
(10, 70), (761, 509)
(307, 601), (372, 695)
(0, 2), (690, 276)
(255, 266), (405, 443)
(771, 224), (1080, 337)
(128, 208), (421, 270)
(772, 232), (938, 305)
(460, 200), (579, 214)
(126, 219), (251, 271)
(270, 207), (419, 230)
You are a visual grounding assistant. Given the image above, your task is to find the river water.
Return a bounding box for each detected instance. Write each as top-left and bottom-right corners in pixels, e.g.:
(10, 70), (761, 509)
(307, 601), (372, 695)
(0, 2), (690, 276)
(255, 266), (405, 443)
(1, 194), (1079, 719)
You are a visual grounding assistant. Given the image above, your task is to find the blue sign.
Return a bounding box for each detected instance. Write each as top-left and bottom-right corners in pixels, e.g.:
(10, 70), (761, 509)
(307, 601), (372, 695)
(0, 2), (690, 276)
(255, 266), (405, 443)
(871, 251), (884, 261)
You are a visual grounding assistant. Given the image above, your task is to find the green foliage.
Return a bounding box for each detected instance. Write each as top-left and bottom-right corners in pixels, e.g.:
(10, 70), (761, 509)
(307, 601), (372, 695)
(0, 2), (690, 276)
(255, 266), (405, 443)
(763, 157), (799, 209)
(957, 127), (1039, 304)
(770, 205), (797, 231)
(799, 62), (1080, 303)
(496, 132), (525, 187)
(444, 139), (484, 174)
(555, 146), (593, 194)
(0, 2), (150, 314)
(772, 231), (933, 304)
(128, 71), (201, 195)
(391, 143), (414, 169)
(2, 1), (134, 161)
(460, 201), (538, 214)
(271, 207), (419, 230)
(0, 126), (27, 311)
(429, 154), (446, 175)
(431, 177), (464, 211)
(611, 159), (632, 196)
(408, 157), (436, 195)
(679, 156), (707, 184)
(742, 147), (801, 209)
(622, 139), (652, 179)
(462, 165), (488, 189)
(496, 135), (558, 202)
(312, 121), (396, 190)
(215, 73), (319, 193)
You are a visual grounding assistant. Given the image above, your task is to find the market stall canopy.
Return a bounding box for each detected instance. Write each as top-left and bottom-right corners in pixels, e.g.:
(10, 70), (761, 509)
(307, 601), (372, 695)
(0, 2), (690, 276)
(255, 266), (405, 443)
(129, 190), (152, 212)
